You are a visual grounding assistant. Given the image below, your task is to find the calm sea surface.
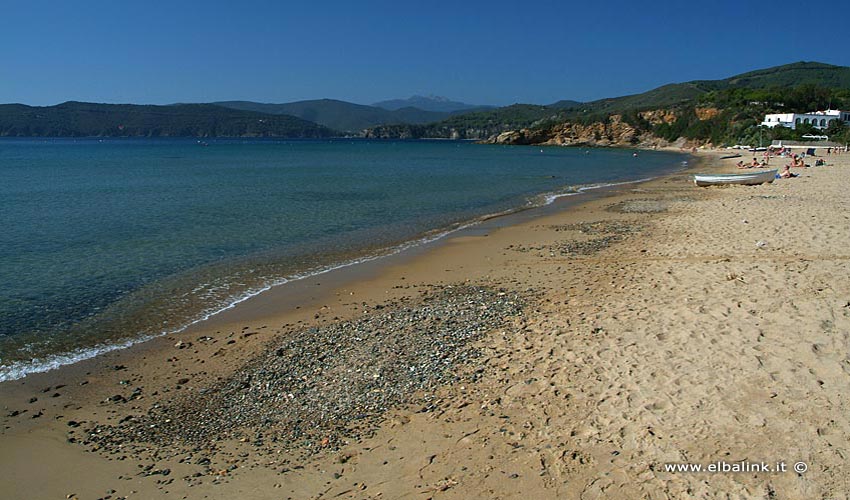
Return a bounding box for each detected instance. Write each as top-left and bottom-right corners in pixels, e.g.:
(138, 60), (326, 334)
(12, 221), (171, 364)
(0, 138), (686, 380)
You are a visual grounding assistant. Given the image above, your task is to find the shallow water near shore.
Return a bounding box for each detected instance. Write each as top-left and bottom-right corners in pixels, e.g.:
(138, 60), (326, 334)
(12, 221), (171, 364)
(0, 138), (685, 381)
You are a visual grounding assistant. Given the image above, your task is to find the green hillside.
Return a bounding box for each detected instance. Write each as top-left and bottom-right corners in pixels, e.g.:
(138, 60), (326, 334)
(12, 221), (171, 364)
(720, 61), (850, 89)
(0, 102), (337, 138)
(568, 61), (850, 118)
(566, 82), (707, 118)
(216, 99), (450, 132)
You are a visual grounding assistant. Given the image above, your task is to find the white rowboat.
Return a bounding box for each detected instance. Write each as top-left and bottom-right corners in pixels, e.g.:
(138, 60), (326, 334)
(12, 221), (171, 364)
(693, 169), (777, 187)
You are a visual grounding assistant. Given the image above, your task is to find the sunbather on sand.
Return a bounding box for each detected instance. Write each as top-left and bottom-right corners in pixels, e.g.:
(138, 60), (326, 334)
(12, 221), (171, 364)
(787, 155), (806, 168)
(779, 165), (798, 178)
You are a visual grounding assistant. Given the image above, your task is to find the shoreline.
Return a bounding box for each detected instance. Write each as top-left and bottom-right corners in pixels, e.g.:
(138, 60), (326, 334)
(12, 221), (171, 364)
(0, 150), (688, 383)
(8, 147), (847, 498)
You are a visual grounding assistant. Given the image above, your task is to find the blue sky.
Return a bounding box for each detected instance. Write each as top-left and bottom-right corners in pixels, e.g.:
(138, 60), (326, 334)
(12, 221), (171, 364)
(2, 0), (848, 107)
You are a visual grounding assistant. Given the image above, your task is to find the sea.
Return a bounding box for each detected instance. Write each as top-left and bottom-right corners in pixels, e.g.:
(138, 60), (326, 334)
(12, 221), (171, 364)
(0, 138), (686, 381)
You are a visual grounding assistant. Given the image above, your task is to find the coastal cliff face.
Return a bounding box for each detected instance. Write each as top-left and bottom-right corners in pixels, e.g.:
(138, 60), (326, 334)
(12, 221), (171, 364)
(482, 114), (655, 147)
(481, 107), (721, 149)
(639, 109), (677, 125)
(695, 107), (721, 121)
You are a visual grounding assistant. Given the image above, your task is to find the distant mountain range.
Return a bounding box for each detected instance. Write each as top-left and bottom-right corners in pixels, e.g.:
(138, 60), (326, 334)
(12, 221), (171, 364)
(372, 95), (491, 113)
(214, 99), (449, 133)
(215, 97), (493, 133)
(0, 62), (847, 141)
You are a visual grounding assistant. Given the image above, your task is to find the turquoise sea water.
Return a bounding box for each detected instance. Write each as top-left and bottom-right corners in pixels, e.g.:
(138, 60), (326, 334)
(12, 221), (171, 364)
(0, 138), (685, 380)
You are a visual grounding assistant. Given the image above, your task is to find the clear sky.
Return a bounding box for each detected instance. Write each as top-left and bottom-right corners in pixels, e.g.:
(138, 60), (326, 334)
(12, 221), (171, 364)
(2, 0), (848, 107)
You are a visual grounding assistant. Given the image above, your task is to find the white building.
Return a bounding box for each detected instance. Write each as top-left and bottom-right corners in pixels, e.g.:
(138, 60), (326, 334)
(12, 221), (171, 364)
(761, 109), (850, 130)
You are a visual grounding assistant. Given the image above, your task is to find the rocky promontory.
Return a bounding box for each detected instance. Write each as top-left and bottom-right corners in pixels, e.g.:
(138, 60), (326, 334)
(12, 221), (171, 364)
(481, 114), (661, 148)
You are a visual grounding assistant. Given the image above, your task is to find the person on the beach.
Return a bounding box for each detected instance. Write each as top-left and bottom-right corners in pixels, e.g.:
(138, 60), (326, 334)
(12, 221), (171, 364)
(779, 165), (798, 178)
(751, 157), (760, 167)
(787, 154), (804, 168)
(736, 160), (746, 169)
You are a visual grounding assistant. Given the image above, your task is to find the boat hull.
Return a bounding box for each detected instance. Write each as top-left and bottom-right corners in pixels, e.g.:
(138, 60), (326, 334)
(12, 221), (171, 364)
(693, 169), (777, 187)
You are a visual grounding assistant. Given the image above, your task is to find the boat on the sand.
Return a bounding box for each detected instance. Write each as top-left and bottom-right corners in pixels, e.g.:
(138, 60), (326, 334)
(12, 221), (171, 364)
(693, 169), (777, 187)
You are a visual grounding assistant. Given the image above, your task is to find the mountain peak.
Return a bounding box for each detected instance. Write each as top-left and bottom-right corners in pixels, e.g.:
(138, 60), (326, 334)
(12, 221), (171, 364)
(372, 95), (491, 113)
(411, 94), (451, 103)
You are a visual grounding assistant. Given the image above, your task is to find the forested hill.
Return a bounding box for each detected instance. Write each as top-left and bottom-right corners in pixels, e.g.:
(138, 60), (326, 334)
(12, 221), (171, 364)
(0, 102), (337, 138)
(557, 61), (850, 118)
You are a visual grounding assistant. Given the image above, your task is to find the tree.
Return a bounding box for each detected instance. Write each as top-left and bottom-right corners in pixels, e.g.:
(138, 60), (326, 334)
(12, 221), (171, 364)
(766, 125), (797, 141)
(787, 84), (832, 112)
(794, 121), (818, 136)
(825, 119), (846, 138)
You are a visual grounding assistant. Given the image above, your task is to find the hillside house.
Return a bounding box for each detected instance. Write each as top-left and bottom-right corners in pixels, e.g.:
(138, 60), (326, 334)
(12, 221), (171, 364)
(761, 109), (850, 130)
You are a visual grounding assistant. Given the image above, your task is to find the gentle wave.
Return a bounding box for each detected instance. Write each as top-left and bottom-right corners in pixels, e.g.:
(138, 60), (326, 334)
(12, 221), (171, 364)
(0, 175), (668, 383)
(541, 176), (659, 205)
(0, 218), (482, 382)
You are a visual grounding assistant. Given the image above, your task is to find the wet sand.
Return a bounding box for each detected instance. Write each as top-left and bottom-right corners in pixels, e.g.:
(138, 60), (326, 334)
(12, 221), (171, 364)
(2, 149), (849, 499)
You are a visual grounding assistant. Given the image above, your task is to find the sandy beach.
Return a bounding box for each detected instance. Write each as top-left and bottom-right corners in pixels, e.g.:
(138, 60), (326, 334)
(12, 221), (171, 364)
(2, 148), (849, 499)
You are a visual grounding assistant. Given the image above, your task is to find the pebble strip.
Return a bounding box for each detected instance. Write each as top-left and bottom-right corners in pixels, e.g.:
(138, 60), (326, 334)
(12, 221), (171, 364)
(84, 285), (524, 462)
(548, 220), (644, 235)
(511, 219), (643, 256)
